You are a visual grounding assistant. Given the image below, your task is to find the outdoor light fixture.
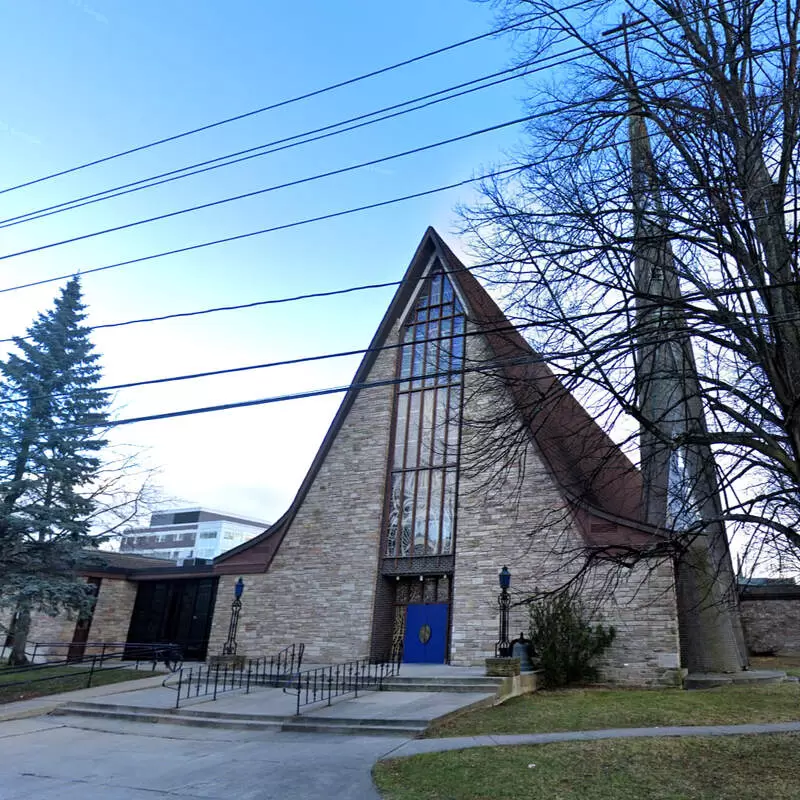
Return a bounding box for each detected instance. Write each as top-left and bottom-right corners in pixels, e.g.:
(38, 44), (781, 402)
(222, 576), (245, 656)
(496, 566), (512, 657)
(499, 566), (511, 590)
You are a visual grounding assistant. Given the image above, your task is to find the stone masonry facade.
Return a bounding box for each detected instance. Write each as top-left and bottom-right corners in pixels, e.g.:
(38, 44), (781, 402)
(24, 577), (138, 658)
(450, 331), (681, 685)
(206, 312), (681, 685)
(206, 320), (401, 662)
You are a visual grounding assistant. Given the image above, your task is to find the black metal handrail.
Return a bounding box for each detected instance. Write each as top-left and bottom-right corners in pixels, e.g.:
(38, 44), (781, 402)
(0, 648), (165, 694)
(290, 655), (401, 715)
(26, 640), (188, 669)
(165, 642), (304, 708)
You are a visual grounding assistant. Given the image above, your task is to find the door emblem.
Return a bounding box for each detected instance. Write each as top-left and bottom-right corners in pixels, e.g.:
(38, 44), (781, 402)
(418, 624), (432, 644)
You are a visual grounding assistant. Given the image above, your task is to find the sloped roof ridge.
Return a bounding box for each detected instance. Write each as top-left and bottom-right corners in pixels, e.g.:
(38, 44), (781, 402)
(428, 230), (653, 546)
(217, 228), (654, 569)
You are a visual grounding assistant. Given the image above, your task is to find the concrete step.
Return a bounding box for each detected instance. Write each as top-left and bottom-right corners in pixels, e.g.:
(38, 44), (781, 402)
(51, 705), (284, 732)
(281, 718), (426, 736)
(380, 680), (502, 693)
(51, 701), (426, 737)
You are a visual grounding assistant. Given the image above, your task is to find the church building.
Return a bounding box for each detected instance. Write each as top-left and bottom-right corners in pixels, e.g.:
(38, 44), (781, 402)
(208, 228), (683, 686)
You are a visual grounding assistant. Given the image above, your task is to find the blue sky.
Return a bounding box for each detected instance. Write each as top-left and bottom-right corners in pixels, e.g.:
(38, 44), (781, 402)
(0, 0), (530, 524)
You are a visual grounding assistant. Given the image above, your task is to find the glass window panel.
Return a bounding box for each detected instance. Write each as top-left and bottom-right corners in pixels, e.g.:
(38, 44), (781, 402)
(451, 317), (465, 370)
(428, 471), (443, 553)
(416, 308), (428, 323)
(400, 327), (414, 383)
(418, 391), (436, 468)
(433, 389), (448, 466)
(447, 387), (461, 464)
(453, 290), (464, 314)
(430, 272), (442, 306)
(437, 318), (452, 383)
(400, 474), (415, 556)
(424, 320), (439, 385)
(442, 275), (454, 302)
(405, 392), (421, 469)
(413, 324), (426, 387)
(441, 470), (456, 554)
(393, 393), (409, 470)
(413, 470), (429, 556)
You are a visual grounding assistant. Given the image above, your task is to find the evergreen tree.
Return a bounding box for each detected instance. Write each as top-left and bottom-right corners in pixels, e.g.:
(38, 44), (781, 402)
(0, 277), (109, 664)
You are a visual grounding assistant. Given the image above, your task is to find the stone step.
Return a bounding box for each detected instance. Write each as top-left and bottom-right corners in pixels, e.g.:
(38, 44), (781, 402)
(684, 669), (787, 690)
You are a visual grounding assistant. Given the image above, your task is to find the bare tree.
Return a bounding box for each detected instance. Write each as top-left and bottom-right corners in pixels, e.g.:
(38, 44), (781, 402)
(462, 0), (800, 669)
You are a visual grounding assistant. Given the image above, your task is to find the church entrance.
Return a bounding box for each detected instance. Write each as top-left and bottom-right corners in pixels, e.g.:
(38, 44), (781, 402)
(403, 603), (448, 663)
(389, 575), (451, 664)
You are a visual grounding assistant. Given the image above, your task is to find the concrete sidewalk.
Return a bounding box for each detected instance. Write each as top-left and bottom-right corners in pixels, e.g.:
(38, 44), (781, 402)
(383, 720), (800, 759)
(0, 673), (168, 722)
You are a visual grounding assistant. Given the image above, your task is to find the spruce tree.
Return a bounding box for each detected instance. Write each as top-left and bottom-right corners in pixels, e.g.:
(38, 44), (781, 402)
(0, 277), (109, 664)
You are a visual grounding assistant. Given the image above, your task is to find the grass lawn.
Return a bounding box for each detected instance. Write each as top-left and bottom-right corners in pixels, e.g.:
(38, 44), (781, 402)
(374, 733), (800, 800)
(427, 681), (800, 738)
(0, 664), (153, 704)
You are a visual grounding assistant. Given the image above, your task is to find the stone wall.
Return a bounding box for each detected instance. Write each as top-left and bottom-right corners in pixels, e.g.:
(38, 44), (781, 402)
(740, 587), (800, 654)
(85, 578), (138, 651)
(27, 606), (78, 657)
(25, 576), (138, 658)
(450, 332), (681, 685)
(206, 321), (400, 662)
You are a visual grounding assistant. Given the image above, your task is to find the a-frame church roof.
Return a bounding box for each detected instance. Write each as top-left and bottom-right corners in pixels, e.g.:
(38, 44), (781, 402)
(216, 228), (659, 574)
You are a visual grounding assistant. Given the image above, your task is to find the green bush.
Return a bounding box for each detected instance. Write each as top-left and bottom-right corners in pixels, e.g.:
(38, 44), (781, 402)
(528, 591), (616, 688)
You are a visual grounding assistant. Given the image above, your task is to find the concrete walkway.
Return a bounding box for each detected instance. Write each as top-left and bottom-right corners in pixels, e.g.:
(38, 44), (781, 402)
(0, 673), (168, 722)
(384, 720), (800, 759)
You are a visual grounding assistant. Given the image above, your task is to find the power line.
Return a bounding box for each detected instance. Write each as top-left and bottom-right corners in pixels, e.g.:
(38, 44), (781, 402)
(0, 164), (526, 295)
(0, 10), (698, 230)
(57, 353), (547, 432)
(2, 36), (786, 266)
(0, 316), (535, 407)
(0, 42), (787, 294)
(0, 63), (535, 229)
(0, 12), (552, 197)
(0, 114), (549, 263)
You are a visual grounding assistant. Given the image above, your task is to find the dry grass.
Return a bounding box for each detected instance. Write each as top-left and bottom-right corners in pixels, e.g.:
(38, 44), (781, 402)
(375, 734), (800, 799)
(427, 682), (800, 738)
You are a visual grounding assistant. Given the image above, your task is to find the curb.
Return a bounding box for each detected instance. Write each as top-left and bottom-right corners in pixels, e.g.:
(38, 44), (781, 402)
(381, 720), (800, 759)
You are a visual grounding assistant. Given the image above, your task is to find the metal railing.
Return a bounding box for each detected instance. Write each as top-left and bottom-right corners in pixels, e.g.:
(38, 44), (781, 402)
(165, 642), (304, 708)
(290, 655), (401, 715)
(0, 646), (169, 697)
(27, 640), (186, 669)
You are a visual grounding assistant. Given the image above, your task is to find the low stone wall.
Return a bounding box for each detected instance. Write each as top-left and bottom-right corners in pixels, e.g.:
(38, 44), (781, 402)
(739, 585), (800, 655)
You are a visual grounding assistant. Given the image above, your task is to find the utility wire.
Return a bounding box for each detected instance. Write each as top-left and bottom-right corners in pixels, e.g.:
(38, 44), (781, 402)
(0, 10), (702, 230)
(0, 36), (786, 265)
(0, 11), (556, 196)
(0, 164), (526, 295)
(56, 353), (548, 432)
(0, 115), (549, 262)
(0, 317), (536, 407)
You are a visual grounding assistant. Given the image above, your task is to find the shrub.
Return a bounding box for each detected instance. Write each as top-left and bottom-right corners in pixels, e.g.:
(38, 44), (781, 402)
(528, 590), (616, 688)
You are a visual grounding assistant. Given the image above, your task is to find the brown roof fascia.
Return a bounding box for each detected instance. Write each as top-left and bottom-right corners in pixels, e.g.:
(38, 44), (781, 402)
(430, 230), (659, 552)
(213, 230), (442, 574)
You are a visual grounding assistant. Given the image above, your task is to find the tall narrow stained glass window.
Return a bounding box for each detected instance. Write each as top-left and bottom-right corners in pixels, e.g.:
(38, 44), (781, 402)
(385, 265), (465, 558)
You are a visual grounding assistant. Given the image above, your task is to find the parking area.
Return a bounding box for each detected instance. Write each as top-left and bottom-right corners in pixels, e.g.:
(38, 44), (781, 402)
(0, 714), (408, 799)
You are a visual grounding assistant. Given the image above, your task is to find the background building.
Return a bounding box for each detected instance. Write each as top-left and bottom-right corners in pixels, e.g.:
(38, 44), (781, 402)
(119, 508), (270, 565)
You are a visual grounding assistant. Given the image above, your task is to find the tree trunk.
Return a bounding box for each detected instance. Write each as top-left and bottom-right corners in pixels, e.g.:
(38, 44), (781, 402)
(8, 604), (31, 666)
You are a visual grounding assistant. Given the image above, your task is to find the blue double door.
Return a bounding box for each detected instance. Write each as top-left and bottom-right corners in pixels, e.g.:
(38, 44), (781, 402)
(403, 603), (449, 663)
